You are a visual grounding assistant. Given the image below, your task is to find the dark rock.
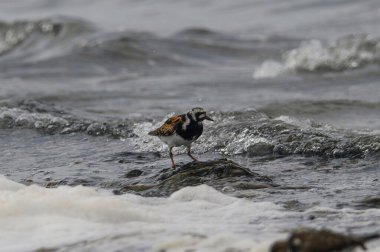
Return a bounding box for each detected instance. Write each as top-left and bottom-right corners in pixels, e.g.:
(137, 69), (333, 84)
(122, 159), (274, 196)
(358, 197), (380, 208)
(69, 179), (91, 186)
(112, 190), (122, 195)
(125, 169), (144, 178)
(234, 182), (270, 190)
(45, 180), (67, 188)
(271, 228), (379, 252)
(283, 200), (308, 211)
(122, 184), (155, 192)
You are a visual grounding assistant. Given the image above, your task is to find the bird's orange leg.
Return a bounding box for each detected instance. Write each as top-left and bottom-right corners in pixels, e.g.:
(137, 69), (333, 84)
(169, 147), (176, 169)
(187, 146), (198, 162)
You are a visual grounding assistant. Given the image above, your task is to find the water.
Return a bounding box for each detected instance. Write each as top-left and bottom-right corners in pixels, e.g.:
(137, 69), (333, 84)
(0, 1), (380, 251)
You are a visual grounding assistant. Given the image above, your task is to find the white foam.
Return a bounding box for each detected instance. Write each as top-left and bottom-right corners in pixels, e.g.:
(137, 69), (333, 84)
(0, 107), (69, 129)
(0, 176), (379, 251)
(0, 175), (283, 252)
(252, 60), (286, 79)
(0, 176), (24, 191)
(253, 35), (380, 79)
(275, 115), (335, 132)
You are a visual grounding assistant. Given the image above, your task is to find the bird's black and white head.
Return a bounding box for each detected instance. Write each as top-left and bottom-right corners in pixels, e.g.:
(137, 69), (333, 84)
(187, 107), (213, 122)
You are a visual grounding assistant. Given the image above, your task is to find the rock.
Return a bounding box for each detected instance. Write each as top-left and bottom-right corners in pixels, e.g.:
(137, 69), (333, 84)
(358, 197), (380, 208)
(45, 180), (66, 188)
(125, 169), (144, 178)
(122, 159), (274, 196)
(271, 228), (379, 252)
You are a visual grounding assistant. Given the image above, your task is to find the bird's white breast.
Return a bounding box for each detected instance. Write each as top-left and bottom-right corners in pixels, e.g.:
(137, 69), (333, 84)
(159, 134), (192, 147)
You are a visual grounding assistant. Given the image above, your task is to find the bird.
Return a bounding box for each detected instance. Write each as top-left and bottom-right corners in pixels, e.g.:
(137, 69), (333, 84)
(148, 107), (213, 169)
(270, 228), (380, 252)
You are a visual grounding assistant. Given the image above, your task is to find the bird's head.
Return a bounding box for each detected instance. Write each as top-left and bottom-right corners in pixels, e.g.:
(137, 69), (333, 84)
(187, 107), (214, 122)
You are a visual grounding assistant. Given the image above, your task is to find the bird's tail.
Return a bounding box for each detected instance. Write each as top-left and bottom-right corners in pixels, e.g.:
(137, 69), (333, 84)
(148, 130), (157, 136)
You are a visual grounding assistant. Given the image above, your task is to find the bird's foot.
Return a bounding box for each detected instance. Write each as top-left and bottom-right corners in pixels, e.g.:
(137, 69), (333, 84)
(189, 155), (198, 162)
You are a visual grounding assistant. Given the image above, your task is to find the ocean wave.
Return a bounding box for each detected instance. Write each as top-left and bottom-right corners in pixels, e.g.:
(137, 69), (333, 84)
(137, 109), (380, 159)
(0, 18), (213, 72)
(0, 99), (133, 137)
(253, 34), (380, 78)
(78, 27), (265, 69)
(0, 18), (280, 72)
(1, 100), (380, 159)
(0, 18), (95, 63)
(0, 19), (61, 55)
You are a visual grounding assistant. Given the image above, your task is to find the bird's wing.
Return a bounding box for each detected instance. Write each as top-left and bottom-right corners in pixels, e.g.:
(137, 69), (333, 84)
(148, 115), (184, 136)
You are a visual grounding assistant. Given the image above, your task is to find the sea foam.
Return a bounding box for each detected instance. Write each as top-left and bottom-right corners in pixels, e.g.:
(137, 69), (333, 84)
(0, 175), (280, 252)
(253, 34), (380, 79)
(1, 174), (380, 251)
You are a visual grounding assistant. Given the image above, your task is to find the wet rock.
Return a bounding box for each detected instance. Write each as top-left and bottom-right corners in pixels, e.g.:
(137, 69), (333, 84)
(68, 179), (91, 186)
(122, 184), (155, 192)
(234, 182), (270, 190)
(45, 180), (67, 188)
(125, 169), (144, 178)
(283, 200), (309, 211)
(358, 197), (380, 208)
(122, 159), (274, 196)
(271, 228), (379, 252)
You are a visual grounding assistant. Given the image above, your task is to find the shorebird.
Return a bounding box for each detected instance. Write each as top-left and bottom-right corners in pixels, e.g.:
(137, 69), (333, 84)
(148, 107), (213, 168)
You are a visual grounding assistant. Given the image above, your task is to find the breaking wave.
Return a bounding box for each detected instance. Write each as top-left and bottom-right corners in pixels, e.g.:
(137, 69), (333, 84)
(0, 19), (61, 55)
(0, 18), (96, 65)
(253, 34), (380, 78)
(1, 99), (380, 159)
(0, 99), (133, 137)
(135, 110), (380, 159)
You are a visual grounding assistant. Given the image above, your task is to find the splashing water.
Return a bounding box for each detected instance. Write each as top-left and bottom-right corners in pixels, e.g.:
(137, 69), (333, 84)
(254, 34), (380, 78)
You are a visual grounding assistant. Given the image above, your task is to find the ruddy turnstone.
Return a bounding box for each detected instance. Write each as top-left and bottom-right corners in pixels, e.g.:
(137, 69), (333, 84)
(148, 107), (213, 168)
